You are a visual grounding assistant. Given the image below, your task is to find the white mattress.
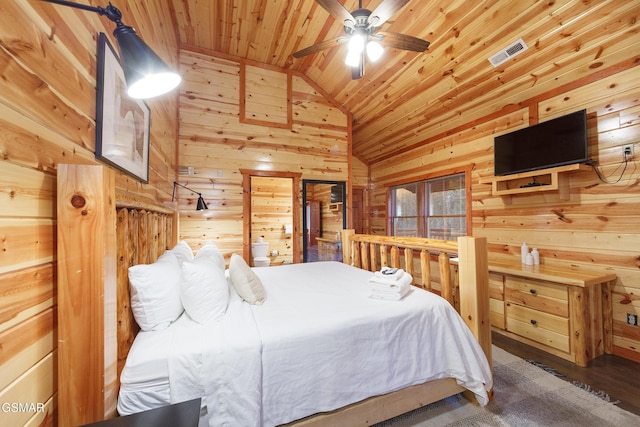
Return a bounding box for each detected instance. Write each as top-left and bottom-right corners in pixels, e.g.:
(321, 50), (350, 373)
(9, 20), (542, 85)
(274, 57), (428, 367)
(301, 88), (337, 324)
(118, 261), (492, 426)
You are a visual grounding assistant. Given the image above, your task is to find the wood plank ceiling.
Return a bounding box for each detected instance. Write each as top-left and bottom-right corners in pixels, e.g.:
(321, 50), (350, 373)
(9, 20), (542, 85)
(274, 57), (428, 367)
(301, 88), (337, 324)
(168, 0), (640, 164)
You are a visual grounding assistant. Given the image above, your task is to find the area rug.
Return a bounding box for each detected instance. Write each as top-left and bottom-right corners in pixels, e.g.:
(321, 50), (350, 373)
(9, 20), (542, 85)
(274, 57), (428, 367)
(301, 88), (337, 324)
(375, 345), (640, 426)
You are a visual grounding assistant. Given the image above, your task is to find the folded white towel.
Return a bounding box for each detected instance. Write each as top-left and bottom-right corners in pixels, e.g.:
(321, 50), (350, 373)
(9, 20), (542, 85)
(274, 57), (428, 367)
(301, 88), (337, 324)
(369, 273), (412, 293)
(370, 284), (411, 301)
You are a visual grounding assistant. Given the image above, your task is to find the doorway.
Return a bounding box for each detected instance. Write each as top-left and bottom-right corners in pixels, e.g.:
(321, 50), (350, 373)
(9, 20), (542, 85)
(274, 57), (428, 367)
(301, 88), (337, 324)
(302, 180), (346, 263)
(241, 169), (301, 265)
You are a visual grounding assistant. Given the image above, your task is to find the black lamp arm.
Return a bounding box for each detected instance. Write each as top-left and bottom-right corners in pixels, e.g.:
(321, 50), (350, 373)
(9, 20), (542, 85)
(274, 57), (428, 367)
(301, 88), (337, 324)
(172, 181), (202, 201)
(41, 0), (124, 26)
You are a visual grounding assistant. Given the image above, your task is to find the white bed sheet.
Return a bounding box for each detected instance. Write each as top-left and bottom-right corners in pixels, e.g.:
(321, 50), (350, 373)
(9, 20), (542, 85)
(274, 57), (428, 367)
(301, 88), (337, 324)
(251, 261), (492, 426)
(118, 261), (492, 427)
(117, 317), (174, 413)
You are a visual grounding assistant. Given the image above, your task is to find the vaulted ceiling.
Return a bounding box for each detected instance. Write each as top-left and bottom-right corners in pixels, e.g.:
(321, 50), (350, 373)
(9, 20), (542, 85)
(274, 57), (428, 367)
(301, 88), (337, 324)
(167, 0), (640, 164)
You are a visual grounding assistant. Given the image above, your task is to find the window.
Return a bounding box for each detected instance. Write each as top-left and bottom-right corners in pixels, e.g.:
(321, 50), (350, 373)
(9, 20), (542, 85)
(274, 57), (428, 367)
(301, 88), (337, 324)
(389, 173), (467, 239)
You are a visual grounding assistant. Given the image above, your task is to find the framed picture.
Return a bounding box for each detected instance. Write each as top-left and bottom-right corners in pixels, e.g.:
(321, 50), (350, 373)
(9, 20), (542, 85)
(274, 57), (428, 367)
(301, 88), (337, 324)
(96, 32), (150, 183)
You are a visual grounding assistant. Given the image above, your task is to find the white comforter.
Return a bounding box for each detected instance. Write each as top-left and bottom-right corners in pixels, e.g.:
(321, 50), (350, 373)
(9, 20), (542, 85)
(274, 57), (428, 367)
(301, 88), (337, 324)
(119, 261), (492, 427)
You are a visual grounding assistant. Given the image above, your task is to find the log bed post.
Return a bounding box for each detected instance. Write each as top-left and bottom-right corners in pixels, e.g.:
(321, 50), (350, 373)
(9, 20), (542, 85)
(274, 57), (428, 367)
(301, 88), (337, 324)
(57, 165), (117, 426)
(57, 164), (178, 425)
(457, 236), (491, 368)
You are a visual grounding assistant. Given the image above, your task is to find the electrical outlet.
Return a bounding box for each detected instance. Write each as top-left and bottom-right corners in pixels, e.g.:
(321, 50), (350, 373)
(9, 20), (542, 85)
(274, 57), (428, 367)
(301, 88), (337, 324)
(627, 313), (638, 327)
(623, 144), (634, 158)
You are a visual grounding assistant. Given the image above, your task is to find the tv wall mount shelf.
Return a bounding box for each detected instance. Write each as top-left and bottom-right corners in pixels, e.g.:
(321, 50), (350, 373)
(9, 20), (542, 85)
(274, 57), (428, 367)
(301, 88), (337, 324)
(479, 164), (591, 200)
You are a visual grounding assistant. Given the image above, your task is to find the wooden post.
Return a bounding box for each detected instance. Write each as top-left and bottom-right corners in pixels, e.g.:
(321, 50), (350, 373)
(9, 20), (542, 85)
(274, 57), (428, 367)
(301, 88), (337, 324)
(404, 248), (414, 284)
(602, 281), (613, 354)
(390, 246), (399, 268)
(370, 243), (378, 272)
(361, 242), (369, 271)
(380, 245), (388, 267)
(57, 164), (117, 426)
(457, 236), (491, 368)
(420, 249), (431, 291)
(341, 229), (355, 266)
(439, 253), (452, 305)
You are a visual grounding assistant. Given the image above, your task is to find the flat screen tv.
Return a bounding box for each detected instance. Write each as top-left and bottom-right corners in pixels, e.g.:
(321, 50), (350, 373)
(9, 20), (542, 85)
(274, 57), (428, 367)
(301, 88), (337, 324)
(494, 109), (588, 176)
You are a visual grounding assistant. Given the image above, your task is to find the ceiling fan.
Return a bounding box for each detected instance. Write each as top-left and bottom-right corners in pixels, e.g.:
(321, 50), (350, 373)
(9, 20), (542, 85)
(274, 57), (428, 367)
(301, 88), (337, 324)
(292, 0), (430, 79)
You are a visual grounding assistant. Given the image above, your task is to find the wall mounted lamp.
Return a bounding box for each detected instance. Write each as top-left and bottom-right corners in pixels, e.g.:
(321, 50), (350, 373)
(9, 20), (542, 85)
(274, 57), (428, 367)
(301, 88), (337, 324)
(172, 181), (208, 211)
(42, 0), (181, 99)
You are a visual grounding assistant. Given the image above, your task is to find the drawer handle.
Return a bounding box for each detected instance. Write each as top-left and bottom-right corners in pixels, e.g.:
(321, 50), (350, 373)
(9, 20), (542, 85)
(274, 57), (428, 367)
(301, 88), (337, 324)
(530, 289), (537, 295)
(530, 319), (537, 325)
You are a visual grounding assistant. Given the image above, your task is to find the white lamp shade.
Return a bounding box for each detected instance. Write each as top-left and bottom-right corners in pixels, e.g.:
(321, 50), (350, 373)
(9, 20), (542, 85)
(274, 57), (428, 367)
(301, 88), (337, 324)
(366, 41), (384, 62)
(114, 24), (181, 99)
(127, 72), (181, 99)
(348, 33), (366, 54)
(345, 50), (361, 67)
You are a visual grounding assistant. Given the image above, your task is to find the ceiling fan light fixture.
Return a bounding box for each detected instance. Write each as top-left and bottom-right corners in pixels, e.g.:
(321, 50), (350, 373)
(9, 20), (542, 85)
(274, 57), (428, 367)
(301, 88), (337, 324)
(366, 40), (384, 62)
(345, 49), (361, 67)
(348, 33), (366, 54)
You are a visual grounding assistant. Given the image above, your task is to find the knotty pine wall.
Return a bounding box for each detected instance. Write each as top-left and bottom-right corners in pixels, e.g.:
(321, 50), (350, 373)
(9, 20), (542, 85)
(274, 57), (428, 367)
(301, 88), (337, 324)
(0, 1), (179, 425)
(177, 47), (353, 261)
(368, 64), (640, 362)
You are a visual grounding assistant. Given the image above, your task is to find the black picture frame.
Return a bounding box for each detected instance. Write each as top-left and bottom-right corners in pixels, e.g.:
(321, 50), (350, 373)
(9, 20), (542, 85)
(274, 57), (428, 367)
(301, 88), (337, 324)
(96, 32), (150, 183)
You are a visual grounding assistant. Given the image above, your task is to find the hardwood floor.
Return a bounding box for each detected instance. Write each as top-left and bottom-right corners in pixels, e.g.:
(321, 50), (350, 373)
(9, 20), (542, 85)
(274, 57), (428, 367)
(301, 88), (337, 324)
(492, 332), (640, 417)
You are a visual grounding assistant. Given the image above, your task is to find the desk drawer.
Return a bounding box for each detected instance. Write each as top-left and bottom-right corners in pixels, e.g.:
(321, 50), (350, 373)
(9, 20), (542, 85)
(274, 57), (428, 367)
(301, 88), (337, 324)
(505, 276), (568, 317)
(506, 303), (570, 353)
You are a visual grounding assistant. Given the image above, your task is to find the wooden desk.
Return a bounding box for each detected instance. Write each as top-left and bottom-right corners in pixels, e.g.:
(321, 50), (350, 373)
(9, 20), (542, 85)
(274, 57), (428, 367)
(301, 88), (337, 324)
(80, 399), (201, 427)
(488, 260), (616, 367)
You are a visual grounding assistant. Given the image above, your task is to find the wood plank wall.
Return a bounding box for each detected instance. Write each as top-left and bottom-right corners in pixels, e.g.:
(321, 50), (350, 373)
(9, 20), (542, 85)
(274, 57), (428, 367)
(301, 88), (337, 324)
(368, 64), (640, 362)
(177, 47), (353, 261)
(0, 1), (179, 426)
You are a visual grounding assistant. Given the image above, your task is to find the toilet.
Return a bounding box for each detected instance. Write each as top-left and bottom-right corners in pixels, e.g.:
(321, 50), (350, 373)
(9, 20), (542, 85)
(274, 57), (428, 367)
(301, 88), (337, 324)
(251, 238), (270, 267)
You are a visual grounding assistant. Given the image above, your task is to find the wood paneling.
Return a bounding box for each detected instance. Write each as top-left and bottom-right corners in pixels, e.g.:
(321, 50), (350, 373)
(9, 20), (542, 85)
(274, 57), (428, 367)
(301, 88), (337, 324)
(0, 1), (179, 426)
(168, 0), (640, 165)
(241, 63), (291, 128)
(177, 47), (349, 258)
(369, 65), (640, 360)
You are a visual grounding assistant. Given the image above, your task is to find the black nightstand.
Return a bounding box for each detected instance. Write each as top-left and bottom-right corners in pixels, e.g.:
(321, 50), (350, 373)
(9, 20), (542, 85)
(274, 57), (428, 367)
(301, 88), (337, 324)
(80, 398), (201, 427)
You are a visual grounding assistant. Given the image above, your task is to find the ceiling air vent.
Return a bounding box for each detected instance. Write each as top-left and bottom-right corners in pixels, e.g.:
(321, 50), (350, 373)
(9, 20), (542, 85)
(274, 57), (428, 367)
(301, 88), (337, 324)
(488, 38), (528, 68)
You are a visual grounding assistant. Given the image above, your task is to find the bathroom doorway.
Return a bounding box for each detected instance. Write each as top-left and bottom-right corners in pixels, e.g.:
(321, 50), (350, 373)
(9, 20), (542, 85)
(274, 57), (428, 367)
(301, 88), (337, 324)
(241, 170), (301, 265)
(302, 180), (346, 263)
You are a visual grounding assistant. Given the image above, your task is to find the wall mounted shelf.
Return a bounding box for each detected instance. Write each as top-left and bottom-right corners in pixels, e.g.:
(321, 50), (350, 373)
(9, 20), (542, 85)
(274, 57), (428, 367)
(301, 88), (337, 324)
(479, 164), (591, 200)
(329, 202), (343, 212)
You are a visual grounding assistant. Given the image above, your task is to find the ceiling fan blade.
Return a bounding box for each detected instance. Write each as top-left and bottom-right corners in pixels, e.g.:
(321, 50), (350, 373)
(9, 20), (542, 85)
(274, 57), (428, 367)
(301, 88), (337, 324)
(315, 0), (354, 24)
(292, 37), (345, 58)
(378, 31), (430, 52)
(368, 0), (410, 27)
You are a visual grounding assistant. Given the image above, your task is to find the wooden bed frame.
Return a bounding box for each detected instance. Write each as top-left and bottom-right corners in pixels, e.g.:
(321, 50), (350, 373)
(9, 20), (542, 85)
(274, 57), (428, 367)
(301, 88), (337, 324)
(56, 164), (491, 427)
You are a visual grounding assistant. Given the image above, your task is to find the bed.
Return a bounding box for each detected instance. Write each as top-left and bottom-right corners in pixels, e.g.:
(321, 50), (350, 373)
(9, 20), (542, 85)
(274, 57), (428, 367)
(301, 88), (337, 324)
(56, 164), (492, 427)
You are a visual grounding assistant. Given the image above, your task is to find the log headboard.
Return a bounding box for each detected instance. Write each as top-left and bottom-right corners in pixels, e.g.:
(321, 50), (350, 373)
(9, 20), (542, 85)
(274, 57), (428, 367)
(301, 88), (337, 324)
(57, 164), (177, 427)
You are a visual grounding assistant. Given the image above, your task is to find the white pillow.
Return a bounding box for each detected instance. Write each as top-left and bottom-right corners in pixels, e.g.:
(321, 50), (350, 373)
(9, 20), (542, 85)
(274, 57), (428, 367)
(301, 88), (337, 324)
(195, 241), (226, 270)
(128, 251), (184, 331)
(181, 256), (229, 324)
(228, 254), (265, 305)
(171, 240), (194, 265)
